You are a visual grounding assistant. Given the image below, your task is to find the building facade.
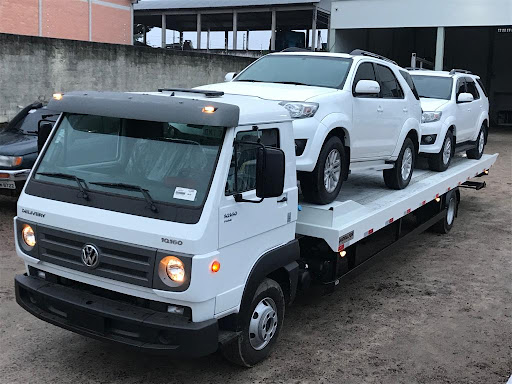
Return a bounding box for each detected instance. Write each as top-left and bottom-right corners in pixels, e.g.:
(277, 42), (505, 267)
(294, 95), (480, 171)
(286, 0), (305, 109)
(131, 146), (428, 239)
(0, 0), (137, 45)
(329, 0), (512, 126)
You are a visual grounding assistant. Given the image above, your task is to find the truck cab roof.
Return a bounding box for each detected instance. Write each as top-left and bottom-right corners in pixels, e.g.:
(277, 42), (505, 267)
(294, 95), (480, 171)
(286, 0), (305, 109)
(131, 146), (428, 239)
(48, 91), (291, 127)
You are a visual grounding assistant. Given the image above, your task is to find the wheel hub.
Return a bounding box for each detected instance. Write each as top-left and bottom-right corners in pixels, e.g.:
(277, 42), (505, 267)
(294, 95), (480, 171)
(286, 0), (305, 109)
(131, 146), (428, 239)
(249, 298), (278, 351)
(447, 197), (456, 226)
(443, 137), (452, 165)
(478, 131), (485, 154)
(401, 147), (413, 181)
(324, 149), (341, 193)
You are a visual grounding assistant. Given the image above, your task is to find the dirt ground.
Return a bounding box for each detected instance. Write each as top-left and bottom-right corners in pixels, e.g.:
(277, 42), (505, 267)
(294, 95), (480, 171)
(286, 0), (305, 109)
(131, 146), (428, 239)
(0, 128), (510, 384)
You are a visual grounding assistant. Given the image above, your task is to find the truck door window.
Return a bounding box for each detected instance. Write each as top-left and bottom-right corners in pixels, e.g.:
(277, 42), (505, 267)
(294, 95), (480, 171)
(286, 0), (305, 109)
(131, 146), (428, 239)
(352, 62), (377, 98)
(456, 78), (467, 98)
(375, 64), (404, 99)
(226, 129), (280, 195)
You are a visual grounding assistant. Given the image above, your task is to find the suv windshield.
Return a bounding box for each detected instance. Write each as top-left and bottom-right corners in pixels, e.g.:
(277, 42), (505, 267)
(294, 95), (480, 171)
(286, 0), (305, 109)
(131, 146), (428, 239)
(34, 113), (225, 209)
(235, 55), (353, 89)
(411, 75), (453, 100)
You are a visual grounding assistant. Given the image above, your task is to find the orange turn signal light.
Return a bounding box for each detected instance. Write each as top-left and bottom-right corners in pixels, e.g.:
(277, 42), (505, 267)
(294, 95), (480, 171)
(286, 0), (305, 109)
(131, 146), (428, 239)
(211, 261), (221, 273)
(13, 157), (22, 166)
(0, 173), (9, 179)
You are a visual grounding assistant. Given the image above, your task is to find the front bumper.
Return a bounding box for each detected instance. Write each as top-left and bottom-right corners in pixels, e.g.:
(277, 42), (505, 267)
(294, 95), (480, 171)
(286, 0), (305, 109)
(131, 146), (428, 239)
(15, 274), (219, 356)
(419, 122), (445, 154)
(0, 168), (30, 195)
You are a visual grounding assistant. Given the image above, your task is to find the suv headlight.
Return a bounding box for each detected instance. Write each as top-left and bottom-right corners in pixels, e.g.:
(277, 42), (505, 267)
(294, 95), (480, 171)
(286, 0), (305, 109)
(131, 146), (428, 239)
(280, 102), (319, 119)
(422, 111), (442, 123)
(0, 155), (22, 167)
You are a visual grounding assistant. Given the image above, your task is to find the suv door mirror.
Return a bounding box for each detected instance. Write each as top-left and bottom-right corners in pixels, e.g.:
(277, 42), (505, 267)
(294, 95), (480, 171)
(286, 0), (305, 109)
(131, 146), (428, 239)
(256, 146), (285, 199)
(354, 80), (380, 95)
(225, 72), (237, 82)
(38, 121), (53, 153)
(457, 92), (474, 103)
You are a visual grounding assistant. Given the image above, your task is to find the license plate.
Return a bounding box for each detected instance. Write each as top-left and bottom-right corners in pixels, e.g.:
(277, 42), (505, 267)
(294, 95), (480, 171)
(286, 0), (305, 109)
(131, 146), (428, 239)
(0, 180), (15, 190)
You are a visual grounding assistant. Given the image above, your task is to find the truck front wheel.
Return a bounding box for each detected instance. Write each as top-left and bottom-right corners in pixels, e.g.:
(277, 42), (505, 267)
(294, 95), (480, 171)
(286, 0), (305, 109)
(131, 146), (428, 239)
(221, 278), (285, 367)
(383, 138), (415, 189)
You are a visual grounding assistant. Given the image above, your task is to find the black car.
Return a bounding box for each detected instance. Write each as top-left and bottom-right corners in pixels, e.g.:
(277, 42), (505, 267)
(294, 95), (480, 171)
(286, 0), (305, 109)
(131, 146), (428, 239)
(0, 102), (59, 196)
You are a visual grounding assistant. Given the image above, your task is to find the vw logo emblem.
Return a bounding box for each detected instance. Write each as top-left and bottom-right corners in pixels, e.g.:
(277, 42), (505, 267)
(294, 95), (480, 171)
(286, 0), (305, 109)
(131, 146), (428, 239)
(81, 244), (100, 268)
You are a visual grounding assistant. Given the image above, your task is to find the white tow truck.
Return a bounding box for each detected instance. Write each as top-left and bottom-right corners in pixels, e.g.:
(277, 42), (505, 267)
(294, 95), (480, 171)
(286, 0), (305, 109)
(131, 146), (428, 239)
(14, 90), (497, 367)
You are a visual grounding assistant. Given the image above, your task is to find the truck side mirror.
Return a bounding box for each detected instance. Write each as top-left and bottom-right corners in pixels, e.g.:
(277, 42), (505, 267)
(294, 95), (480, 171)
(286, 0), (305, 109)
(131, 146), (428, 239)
(225, 72), (237, 82)
(256, 146), (285, 199)
(354, 80), (381, 96)
(38, 121), (53, 153)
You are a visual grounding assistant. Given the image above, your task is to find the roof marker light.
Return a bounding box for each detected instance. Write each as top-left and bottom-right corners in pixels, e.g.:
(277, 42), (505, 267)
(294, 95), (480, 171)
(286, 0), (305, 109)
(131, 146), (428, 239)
(202, 106), (217, 114)
(53, 93), (63, 101)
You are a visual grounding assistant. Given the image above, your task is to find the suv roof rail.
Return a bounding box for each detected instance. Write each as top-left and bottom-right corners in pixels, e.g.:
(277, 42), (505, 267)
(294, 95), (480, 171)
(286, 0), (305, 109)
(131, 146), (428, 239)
(350, 49), (397, 65)
(281, 47), (311, 53)
(158, 88), (224, 98)
(405, 67), (432, 71)
(449, 69), (473, 75)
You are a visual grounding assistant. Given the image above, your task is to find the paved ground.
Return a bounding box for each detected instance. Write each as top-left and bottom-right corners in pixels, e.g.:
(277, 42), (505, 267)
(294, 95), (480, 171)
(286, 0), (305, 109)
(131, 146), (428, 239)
(0, 128), (510, 384)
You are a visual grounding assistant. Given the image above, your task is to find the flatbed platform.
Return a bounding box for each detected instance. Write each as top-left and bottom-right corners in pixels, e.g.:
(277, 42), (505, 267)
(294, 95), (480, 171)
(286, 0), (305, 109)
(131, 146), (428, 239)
(297, 153), (498, 252)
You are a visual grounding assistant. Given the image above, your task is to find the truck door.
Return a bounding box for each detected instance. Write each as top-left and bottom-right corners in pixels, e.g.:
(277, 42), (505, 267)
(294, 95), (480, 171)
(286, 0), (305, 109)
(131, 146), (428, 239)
(218, 126), (294, 248)
(455, 78), (472, 142)
(465, 78), (483, 141)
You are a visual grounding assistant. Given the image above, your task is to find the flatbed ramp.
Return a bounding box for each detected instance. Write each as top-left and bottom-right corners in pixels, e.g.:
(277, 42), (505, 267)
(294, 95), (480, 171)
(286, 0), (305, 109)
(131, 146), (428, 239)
(297, 153), (498, 252)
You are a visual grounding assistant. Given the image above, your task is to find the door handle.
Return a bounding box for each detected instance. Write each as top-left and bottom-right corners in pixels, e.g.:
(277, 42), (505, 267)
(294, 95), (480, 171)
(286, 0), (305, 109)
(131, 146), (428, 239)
(403, 108), (408, 113)
(377, 106), (384, 113)
(277, 196), (288, 203)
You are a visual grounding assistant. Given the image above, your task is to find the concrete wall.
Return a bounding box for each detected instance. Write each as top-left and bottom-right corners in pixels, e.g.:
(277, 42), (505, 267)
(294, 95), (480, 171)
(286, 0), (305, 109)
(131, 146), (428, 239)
(0, 0), (134, 44)
(0, 33), (255, 123)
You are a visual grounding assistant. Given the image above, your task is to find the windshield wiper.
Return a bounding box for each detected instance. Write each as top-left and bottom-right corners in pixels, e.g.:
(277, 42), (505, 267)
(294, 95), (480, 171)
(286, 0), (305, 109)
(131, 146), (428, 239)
(90, 182), (158, 213)
(272, 81), (311, 86)
(37, 172), (89, 200)
(236, 79), (266, 83)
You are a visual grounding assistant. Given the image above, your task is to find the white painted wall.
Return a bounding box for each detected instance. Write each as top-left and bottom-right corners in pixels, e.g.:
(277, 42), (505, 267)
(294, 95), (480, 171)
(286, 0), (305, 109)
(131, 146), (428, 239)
(331, 0), (512, 29)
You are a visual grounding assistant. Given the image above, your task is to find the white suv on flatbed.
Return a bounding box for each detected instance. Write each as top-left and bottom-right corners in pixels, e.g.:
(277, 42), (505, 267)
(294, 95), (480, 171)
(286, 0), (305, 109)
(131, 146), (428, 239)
(410, 69), (489, 171)
(199, 50), (422, 204)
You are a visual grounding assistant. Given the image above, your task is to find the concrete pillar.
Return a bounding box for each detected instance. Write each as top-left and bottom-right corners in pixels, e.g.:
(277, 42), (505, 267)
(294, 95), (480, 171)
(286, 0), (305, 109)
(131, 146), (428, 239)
(207, 28), (210, 52)
(161, 14), (166, 48)
(435, 26), (445, 71)
(142, 25), (147, 45)
(246, 30), (250, 50)
(38, 0), (43, 37)
(233, 11), (238, 50)
(88, 0), (92, 41)
(225, 30), (229, 50)
(271, 10), (277, 51)
(311, 8), (317, 51)
(306, 29), (309, 49)
(197, 13), (202, 49)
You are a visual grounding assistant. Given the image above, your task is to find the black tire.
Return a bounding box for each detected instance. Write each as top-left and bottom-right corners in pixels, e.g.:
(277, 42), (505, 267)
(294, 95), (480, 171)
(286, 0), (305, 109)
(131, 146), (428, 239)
(466, 125), (486, 160)
(221, 278), (285, 367)
(432, 193), (458, 234)
(428, 130), (454, 172)
(383, 137), (415, 189)
(300, 136), (345, 205)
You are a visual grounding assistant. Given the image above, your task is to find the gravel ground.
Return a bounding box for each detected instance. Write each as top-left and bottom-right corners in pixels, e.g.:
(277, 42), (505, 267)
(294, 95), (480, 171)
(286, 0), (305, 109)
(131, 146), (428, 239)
(0, 128), (510, 384)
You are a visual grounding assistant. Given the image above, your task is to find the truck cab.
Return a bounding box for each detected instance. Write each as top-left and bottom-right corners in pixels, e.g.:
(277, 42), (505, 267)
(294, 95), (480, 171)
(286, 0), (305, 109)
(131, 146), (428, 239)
(15, 90), (299, 365)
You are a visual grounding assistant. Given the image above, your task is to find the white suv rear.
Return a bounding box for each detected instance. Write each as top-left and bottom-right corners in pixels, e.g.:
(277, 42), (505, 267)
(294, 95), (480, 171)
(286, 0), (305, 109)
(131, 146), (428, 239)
(410, 69), (489, 171)
(199, 50), (422, 204)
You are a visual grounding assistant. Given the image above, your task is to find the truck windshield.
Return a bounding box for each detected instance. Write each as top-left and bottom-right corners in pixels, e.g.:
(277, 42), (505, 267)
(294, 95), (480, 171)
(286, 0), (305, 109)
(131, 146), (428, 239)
(235, 55), (353, 89)
(411, 75), (453, 100)
(34, 113), (225, 209)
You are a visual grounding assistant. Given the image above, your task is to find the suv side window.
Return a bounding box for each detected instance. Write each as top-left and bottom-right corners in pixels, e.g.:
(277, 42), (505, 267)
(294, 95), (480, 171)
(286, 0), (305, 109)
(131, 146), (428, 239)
(375, 64), (404, 99)
(475, 78), (488, 97)
(352, 62), (377, 98)
(225, 128), (280, 195)
(456, 78), (466, 99)
(399, 70), (420, 100)
(465, 78), (480, 100)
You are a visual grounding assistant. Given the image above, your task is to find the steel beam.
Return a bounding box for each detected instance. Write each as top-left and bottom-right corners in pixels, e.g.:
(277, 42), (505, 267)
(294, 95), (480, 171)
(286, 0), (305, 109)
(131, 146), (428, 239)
(271, 10), (277, 51)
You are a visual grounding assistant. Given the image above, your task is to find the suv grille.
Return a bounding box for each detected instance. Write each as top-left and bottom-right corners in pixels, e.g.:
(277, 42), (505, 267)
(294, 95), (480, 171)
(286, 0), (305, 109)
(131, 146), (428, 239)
(37, 225), (156, 287)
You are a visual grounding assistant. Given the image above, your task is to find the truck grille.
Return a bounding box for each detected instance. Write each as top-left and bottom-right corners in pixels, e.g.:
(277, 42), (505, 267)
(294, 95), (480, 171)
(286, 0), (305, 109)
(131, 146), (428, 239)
(37, 226), (156, 288)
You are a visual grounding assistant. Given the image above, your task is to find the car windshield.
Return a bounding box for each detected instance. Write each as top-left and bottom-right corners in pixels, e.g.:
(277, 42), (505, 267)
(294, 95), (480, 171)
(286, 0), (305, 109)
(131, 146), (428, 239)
(34, 113), (225, 208)
(411, 75), (453, 100)
(235, 55), (353, 89)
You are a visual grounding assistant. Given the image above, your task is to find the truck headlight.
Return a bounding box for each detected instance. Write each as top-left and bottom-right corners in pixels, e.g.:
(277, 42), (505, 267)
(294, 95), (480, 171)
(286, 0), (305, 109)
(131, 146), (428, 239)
(165, 256), (185, 283)
(422, 111), (442, 123)
(22, 224), (36, 248)
(0, 155), (23, 167)
(279, 102), (319, 119)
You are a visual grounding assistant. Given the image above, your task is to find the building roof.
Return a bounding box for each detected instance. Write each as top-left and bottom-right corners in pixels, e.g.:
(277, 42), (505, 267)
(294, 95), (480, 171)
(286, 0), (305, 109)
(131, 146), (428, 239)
(135, 0), (323, 11)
